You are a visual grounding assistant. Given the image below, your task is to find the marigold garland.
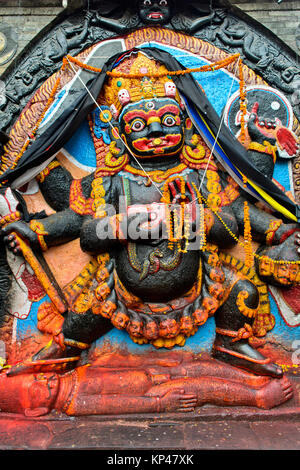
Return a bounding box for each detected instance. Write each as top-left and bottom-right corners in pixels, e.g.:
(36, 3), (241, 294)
(65, 53), (241, 78)
(239, 58), (247, 146)
(243, 200), (254, 267)
(2, 52), (244, 180)
(242, 174), (248, 188)
(0, 211), (22, 227)
(191, 181), (206, 250)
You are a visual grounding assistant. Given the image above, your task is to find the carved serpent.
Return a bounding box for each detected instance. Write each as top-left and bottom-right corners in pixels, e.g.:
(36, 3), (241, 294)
(127, 242), (182, 281)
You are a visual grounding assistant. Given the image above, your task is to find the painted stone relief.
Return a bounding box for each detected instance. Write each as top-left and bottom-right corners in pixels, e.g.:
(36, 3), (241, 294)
(0, 0), (299, 418)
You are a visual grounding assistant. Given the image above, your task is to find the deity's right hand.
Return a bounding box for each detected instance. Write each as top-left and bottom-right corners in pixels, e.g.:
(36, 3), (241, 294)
(123, 204), (164, 242)
(1, 221), (38, 254)
(270, 222), (300, 248)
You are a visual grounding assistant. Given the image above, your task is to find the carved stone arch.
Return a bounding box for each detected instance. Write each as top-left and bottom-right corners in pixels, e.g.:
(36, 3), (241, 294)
(1, 0), (300, 135)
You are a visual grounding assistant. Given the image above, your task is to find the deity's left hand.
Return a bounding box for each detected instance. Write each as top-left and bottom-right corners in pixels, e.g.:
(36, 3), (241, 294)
(1, 221), (38, 255)
(257, 231), (300, 286)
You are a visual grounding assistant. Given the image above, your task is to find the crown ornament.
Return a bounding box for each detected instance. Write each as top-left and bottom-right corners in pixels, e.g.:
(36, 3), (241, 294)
(102, 52), (182, 119)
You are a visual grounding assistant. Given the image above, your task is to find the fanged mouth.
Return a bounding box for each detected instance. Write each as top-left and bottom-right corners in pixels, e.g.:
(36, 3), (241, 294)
(133, 135), (182, 153)
(148, 12), (163, 19)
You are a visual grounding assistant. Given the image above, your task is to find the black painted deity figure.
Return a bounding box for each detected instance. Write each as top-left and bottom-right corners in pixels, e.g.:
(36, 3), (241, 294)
(89, 0), (173, 34)
(1, 49), (300, 383)
(91, 0), (225, 35)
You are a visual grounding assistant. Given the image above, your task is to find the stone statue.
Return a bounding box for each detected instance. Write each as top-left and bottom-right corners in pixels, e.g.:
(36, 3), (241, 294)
(2, 50), (300, 395)
(0, 0), (300, 419)
(0, 354), (293, 416)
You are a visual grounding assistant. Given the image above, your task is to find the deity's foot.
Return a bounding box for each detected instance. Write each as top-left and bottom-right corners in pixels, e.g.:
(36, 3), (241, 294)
(213, 335), (283, 378)
(255, 376), (294, 409)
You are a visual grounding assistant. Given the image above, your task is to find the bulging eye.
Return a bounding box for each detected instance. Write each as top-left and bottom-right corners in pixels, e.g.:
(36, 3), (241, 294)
(159, 0), (168, 6)
(162, 115), (177, 127)
(143, 0), (152, 6)
(131, 119), (146, 132)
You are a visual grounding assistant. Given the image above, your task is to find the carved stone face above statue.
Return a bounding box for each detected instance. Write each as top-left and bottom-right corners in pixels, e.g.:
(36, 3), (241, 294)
(138, 0), (172, 25)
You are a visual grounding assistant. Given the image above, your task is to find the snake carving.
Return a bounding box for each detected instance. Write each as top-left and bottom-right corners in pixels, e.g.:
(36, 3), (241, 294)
(127, 242), (182, 281)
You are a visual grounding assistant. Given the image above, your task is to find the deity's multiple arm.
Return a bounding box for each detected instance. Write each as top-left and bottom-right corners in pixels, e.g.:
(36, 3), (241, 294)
(1, 161), (84, 253)
(2, 146), (299, 266)
(204, 205), (239, 249)
(230, 193), (292, 246)
(37, 159), (73, 212)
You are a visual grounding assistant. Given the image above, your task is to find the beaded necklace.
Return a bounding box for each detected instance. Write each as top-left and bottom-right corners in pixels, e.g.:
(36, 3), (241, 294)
(119, 163), (192, 186)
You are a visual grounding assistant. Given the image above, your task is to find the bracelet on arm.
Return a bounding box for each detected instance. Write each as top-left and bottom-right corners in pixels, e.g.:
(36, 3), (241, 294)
(29, 220), (49, 252)
(264, 219), (283, 246)
(248, 140), (277, 164)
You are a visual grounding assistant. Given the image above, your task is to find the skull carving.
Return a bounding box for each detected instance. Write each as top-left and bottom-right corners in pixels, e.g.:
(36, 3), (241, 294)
(118, 89), (131, 106)
(110, 104), (118, 120)
(164, 81), (177, 98)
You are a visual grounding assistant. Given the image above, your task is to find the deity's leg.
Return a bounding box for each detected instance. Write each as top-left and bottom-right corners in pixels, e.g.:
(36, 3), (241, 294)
(61, 308), (114, 345)
(7, 308), (114, 376)
(212, 279), (283, 378)
(41, 308), (114, 359)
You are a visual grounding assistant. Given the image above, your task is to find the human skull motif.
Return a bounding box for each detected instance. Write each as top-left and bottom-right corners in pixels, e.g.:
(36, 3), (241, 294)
(110, 104), (118, 120)
(118, 89), (131, 106)
(164, 81), (177, 98)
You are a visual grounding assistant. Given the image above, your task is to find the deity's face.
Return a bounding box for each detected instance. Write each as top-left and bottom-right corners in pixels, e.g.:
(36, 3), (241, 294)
(138, 0), (172, 25)
(120, 98), (185, 160)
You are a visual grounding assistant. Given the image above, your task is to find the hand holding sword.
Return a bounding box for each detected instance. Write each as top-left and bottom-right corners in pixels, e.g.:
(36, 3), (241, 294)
(1, 219), (68, 315)
(0, 199), (80, 374)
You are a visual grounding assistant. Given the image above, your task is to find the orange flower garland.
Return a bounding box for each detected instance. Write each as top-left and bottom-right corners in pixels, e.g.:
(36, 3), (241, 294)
(2, 52), (244, 178)
(243, 201), (254, 268)
(65, 53), (241, 78)
(239, 58), (247, 146)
